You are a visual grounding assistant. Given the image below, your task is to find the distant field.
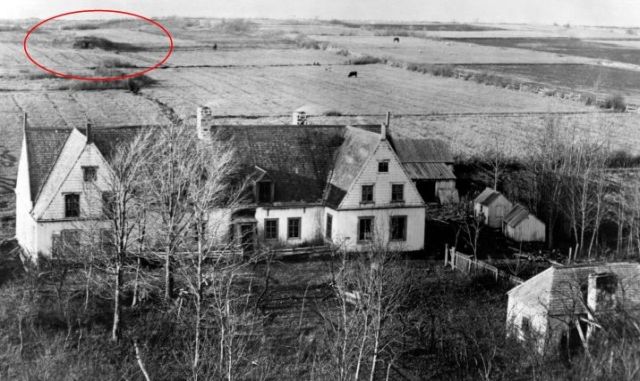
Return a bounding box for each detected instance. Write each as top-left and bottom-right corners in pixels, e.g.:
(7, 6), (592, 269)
(0, 91), (171, 127)
(208, 112), (640, 157)
(446, 37), (640, 65)
(309, 35), (595, 64)
(145, 64), (588, 120)
(458, 63), (640, 102)
(162, 48), (348, 67)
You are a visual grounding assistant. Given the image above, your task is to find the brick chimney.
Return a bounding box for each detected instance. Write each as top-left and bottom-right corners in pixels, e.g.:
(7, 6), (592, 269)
(292, 111), (307, 125)
(196, 106), (212, 140)
(86, 123), (93, 144)
(381, 111), (391, 140)
(587, 272), (618, 315)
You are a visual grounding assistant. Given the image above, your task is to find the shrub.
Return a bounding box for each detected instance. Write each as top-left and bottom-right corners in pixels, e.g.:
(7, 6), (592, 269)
(213, 19), (258, 34)
(348, 55), (384, 65)
(604, 94), (626, 112)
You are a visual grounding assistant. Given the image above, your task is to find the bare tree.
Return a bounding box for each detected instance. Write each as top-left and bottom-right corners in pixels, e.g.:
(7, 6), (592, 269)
(144, 124), (196, 300)
(103, 130), (154, 341)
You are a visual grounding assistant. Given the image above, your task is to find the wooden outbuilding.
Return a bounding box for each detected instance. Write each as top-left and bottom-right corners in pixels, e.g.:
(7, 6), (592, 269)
(503, 204), (545, 242)
(473, 187), (512, 228)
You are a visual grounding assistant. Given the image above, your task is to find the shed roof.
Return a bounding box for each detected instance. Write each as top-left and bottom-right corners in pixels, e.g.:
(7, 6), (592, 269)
(474, 187), (505, 206)
(508, 262), (640, 316)
(390, 138), (454, 163)
(504, 204), (531, 227)
(402, 162), (456, 180)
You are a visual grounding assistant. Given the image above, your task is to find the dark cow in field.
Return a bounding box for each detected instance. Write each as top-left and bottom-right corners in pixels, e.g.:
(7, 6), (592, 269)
(213, 43), (217, 50)
(348, 71), (358, 78)
(393, 37), (400, 43)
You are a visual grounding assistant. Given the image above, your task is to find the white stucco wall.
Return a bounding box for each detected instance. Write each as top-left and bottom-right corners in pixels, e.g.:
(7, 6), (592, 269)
(329, 206), (425, 251)
(35, 219), (111, 257)
(255, 206), (324, 244)
(506, 297), (549, 352)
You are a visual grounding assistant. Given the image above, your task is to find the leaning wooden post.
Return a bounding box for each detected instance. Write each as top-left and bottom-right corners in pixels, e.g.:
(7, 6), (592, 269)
(444, 244), (449, 267)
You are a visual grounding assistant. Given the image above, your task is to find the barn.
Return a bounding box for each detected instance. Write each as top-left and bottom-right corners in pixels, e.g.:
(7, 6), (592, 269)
(473, 187), (512, 228)
(389, 138), (458, 204)
(503, 204), (546, 242)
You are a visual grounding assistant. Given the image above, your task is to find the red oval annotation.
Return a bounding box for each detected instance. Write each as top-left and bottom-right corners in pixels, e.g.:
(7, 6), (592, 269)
(23, 9), (174, 82)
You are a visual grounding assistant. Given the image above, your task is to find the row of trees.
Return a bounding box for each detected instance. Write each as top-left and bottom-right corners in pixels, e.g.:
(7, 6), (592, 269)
(468, 117), (640, 261)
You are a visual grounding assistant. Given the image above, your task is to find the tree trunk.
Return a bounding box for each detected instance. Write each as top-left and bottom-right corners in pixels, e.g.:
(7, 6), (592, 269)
(112, 261), (122, 341)
(164, 246), (173, 300)
(132, 257), (141, 307)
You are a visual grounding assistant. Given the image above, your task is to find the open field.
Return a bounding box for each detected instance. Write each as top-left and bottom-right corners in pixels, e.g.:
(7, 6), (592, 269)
(459, 63), (640, 103)
(145, 64), (588, 120)
(446, 37), (640, 65)
(310, 35), (596, 64)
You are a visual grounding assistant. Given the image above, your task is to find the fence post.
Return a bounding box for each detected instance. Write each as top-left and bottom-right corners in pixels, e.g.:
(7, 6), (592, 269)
(444, 244), (449, 267)
(451, 247), (456, 269)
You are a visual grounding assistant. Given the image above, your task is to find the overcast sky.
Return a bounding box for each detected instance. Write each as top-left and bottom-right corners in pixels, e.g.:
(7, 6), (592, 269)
(5, 0), (640, 27)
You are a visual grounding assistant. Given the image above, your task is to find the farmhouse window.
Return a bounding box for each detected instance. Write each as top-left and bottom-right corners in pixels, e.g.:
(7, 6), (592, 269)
(83, 166), (97, 182)
(102, 192), (115, 217)
(378, 161), (389, 173)
(287, 217), (301, 239)
(361, 185), (374, 203)
(521, 317), (531, 337)
(257, 181), (273, 203)
(390, 216), (407, 241)
(61, 229), (82, 249)
(64, 194), (80, 218)
(265, 219), (278, 240)
(358, 217), (374, 241)
(326, 214), (333, 239)
(391, 184), (404, 202)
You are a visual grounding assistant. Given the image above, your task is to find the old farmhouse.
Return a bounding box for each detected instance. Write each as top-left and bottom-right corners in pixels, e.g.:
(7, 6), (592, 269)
(506, 262), (640, 354)
(15, 109), (454, 258)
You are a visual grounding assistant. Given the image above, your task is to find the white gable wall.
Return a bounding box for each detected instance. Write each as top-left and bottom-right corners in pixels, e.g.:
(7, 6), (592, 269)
(39, 142), (111, 221)
(15, 132), (37, 256)
(339, 141), (424, 209)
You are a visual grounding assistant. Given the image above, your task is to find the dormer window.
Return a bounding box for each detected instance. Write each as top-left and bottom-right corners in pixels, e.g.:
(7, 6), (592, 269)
(257, 181), (273, 203)
(378, 161), (389, 173)
(83, 166), (97, 182)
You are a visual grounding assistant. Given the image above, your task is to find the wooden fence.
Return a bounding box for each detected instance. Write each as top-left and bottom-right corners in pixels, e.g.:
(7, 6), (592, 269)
(443, 245), (524, 286)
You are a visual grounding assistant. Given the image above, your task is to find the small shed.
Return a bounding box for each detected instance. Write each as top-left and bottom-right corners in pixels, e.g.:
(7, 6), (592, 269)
(506, 263), (640, 354)
(503, 204), (545, 242)
(473, 187), (512, 228)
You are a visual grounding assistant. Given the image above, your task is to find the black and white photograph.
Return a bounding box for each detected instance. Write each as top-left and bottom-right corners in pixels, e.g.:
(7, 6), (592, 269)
(1, 1), (640, 379)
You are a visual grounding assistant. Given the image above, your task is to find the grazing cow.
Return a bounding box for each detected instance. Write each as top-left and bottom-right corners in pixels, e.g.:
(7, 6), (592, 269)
(348, 71), (358, 78)
(393, 37), (400, 43)
(213, 43), (217, 50)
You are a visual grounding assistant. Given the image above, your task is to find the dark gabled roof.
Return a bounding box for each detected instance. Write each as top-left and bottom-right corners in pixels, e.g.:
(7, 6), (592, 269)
(210, 125), (352, 204)
(474, 187), (504, 206)
(25, 125), (158, 202)
(390, 138), (454, 163)
(325, 126), (380, 208)
(402, 162), (455, 180)
(25, 128), (73, 202)
(504, 204), (531, 227)
(508, 262), (640, 316)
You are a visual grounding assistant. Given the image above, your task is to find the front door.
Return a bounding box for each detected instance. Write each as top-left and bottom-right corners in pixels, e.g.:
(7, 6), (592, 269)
(240, 223), (255, 253)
